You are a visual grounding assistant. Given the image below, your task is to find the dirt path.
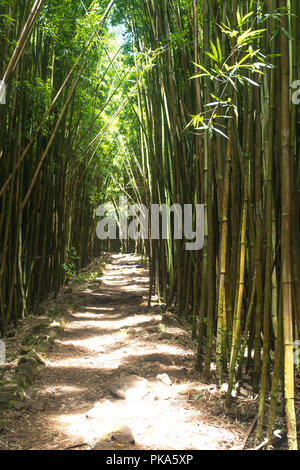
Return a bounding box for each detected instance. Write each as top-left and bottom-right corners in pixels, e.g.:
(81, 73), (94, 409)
(0, 254), (247, 450)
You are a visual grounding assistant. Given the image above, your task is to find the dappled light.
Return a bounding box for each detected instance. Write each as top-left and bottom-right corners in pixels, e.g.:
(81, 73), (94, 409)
(1, 0), (299, 452)
(0, 256), (243, 450)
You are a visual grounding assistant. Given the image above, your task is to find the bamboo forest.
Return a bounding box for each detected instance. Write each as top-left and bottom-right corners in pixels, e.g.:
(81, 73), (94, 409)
(0, 0), (299, 453)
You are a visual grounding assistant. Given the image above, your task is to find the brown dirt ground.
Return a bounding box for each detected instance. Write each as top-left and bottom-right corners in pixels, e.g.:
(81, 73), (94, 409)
(0, 254), (263, 450)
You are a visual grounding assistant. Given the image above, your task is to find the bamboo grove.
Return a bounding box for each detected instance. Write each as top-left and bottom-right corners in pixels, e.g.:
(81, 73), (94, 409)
(1, 0), (300, 450)
(0, 0), (120, 324)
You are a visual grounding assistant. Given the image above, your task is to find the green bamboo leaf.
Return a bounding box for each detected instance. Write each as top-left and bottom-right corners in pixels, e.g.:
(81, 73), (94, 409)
(204, 51), (219, 63)
(279, 26), (292, 40)
(192, 62), (210, 74)
(210, 125), (229, 139)
(242, 12), (254, 23)
(210, 41), (219, 61)
(242, 76), (260, 86)
(216, 37), (222, 61)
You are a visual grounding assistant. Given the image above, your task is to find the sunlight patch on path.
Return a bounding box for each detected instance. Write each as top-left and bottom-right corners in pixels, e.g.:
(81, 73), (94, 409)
(5, 254), (243, 451)
(51, 386), (238, 450)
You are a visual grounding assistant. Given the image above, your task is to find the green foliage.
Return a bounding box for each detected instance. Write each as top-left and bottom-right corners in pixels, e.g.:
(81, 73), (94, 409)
(189, 12), (271, 137)
(62, 247), (81, 281)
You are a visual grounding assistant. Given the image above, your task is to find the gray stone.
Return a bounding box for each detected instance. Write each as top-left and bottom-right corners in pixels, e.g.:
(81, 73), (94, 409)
(158, 332), (173, 340)
(91, 426), (135, 450)
(143, 360), (161, 370)
(18, 356), (38, 369)
(16, 362), (35, 376)
(242, 382), (253, 392)
(27, 349), (46, 365)
(0, 383), (19, 405)
(2, 371), (15, 382)
(47, 326), (62, 337)
(25, 399), (46, 411)
(12, 402), (23, 410)
(38, 340), (53, 352)
(1, 383), (19, 392)
(91, 441), (118, 450)
(87, 283), (99, 291)
(145, 326), (161, 334)
(110, 375), (149, 400)
(6, 330), (16, 338)
(111, 425), (135, 445)
(36, 334), (49, 343)
(162, 312), (177, 326)
(156, 373), (172, 386)
(32, 323), (49, 335)
(0, 392), (14, 405)
(239, 387), (249, 397)
(14, 363), (35, 386)
(0, 340), (6, 364)
(13, 372), (29, 388)
(64, 287), (73, 294)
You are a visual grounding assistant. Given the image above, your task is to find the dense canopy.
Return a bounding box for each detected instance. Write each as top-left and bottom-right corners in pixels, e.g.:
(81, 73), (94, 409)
(0, 0), (299, 450)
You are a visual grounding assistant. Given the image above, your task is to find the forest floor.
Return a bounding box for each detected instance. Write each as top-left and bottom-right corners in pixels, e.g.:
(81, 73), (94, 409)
(0, 254), (260, 450)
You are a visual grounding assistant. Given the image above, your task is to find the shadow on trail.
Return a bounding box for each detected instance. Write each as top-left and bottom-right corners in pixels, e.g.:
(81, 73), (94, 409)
(0, 254), (244, 451)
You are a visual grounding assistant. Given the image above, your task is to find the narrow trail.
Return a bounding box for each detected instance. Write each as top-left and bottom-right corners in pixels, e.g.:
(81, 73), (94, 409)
(1, 255), (245, 450)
